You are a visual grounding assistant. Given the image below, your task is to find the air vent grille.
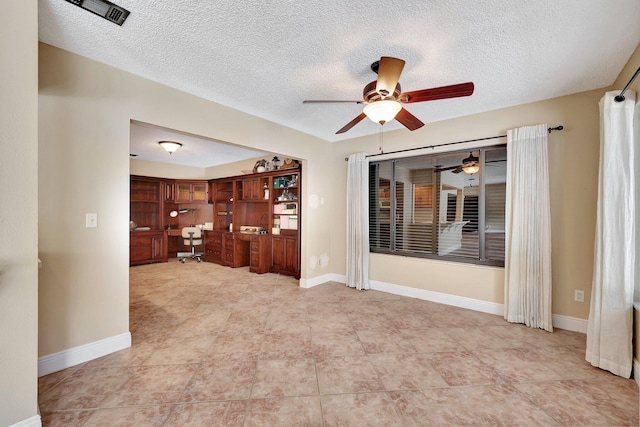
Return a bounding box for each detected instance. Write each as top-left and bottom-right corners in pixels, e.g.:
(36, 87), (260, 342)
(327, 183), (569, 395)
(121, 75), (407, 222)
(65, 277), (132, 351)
(107, 7), (125, 23)
(64, 0), (130, 26)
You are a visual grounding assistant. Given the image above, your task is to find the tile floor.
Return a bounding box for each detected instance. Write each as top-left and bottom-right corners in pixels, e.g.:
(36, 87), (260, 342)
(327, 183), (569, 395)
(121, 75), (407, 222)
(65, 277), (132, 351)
(39, 260), (639, 426)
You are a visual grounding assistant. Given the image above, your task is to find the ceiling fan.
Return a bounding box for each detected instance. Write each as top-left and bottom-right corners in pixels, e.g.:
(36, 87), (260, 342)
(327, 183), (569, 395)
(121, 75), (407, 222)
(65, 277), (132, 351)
(303, 56), (474, 134)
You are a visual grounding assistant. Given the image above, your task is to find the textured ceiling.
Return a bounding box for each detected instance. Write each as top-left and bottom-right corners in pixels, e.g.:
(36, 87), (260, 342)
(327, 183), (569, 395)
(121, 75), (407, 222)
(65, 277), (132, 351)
(39, 0), (640, 148)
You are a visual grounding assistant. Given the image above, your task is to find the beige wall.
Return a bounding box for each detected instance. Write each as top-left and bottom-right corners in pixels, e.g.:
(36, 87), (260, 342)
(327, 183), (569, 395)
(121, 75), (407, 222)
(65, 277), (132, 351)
(39, 43), (333, 356)
(330, 88), (606, 320)
(130, 159), (208, 180)
(0, 1), (39, 425)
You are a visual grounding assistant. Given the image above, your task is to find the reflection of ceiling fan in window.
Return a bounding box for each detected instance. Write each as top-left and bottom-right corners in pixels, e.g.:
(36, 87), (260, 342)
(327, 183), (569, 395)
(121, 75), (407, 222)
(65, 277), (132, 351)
(435, 151), (504, 175)
(436, 152), (480, 175)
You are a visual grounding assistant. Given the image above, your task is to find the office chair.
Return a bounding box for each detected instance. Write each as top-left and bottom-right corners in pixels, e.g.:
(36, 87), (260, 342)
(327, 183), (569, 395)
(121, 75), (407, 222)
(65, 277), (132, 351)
(180, 226), (203, 263)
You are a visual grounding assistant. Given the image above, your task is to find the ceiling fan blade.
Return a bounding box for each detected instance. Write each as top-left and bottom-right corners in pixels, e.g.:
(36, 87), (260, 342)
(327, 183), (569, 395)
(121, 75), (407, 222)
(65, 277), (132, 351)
(401, 82), (474, 103)
(303, 100), (363, 104)
(376, 56), (405, 97)
(336, 113), (367, 134)
(395, 107), (424, 131)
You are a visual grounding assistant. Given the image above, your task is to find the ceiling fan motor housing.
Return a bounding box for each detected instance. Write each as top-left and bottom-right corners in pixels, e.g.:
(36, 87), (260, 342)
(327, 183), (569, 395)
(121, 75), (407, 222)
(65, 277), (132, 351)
(363, 81), (402, 102)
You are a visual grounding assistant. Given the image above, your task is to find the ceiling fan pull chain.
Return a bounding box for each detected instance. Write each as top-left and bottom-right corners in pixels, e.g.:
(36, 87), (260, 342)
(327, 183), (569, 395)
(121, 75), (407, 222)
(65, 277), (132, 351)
(379, 124), (384, 154)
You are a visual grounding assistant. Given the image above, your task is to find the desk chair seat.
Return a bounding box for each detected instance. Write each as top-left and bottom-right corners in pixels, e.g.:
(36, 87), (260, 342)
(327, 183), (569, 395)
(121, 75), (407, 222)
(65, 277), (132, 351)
(179, 227), (203, 263)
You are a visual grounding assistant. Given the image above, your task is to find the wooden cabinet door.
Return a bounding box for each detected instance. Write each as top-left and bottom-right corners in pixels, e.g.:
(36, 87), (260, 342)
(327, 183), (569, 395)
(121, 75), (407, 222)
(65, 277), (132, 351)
(242, 178), (261, 200)
(130, 231), (165, 265)
(192, 182), (208, 202)
(176, 182), (192, 202)
(272, 236), (285, 270)
(204, 231), (223, 263)
(223, 233), (235, 265)
(151, 234), (165, 261)
(175, 181), (208, 203)
(283, 236), (299, 274)
(163, 181), (175, 201)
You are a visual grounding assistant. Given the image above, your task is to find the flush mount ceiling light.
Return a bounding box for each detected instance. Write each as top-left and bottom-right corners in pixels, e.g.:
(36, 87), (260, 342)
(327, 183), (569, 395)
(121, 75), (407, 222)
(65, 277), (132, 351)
(64, 0), (130, 26)
(158, 141), (182, 155)
(462, 152), (480, 175)
(363, 100), (402, 125)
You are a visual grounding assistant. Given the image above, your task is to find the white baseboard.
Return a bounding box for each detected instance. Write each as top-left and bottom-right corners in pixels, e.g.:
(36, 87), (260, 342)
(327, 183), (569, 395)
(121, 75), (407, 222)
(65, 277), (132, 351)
(634, 358), (640, 387)
(38, 332), (131, 377)
(9, 415), (41, 427)
(369, 278), (504, 315)
(300, 273), (344, 289)
(551, 313), (588, 333)
(326, 276), (587, 333)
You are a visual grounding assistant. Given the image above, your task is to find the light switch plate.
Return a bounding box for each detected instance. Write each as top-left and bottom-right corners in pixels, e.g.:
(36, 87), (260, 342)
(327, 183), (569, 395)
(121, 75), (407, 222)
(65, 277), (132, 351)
(86, 213), (98, 228)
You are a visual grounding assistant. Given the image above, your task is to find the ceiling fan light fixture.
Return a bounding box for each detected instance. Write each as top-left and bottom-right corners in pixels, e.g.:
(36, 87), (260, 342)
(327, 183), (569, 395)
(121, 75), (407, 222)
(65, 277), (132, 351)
(159, 140), (182, 154)
(462, 164), (480, 175)
(461, 152), (480, 175)
(363, 100), (402, 124)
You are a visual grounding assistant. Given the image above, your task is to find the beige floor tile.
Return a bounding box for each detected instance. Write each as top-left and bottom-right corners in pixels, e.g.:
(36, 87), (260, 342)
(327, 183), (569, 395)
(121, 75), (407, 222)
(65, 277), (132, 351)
(315, 356), (384, 394)
(368, 353), (448, 390)
(264, 312), (310, 334)
(40, 410), (94, 427)
(311, 331), (366, 357)
(101, 364), (198, 406)
(37, 262), (637, 426)
(390, 385), (560, 426)
(39, 367), (133, 412)
(400, 328), (462, 353)
(143, 335), (215, 365)
(259, 332), (312, 359)
(513, 378), (640, 426)
(250, 358), (318, 398)
(308, 312), (352, 333)
(204, 331), (264, 361)
(244, 396), (322, 427)
(356, 328), (417, 354)
(425, 350), (501, 386)
(82, 405), (172, 427)
(164, 401), (247, 426)
(180, 360), (257, 401)
(473, 347), (566, 382)
(320, 392), (403, 427)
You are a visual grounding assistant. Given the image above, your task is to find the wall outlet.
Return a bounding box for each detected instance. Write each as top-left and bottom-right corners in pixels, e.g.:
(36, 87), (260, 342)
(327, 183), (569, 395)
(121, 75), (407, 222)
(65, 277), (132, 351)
(574, 290), (585, 303)
(86, 213), (98, 228)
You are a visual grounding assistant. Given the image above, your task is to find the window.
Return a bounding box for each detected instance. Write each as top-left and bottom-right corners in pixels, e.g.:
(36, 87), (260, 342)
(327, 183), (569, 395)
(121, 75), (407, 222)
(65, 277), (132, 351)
(369, 146), (506, 266)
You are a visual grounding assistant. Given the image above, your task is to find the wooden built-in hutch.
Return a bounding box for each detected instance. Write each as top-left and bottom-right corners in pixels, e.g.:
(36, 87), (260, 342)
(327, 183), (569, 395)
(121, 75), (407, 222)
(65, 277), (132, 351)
(129, 165), (301, 278)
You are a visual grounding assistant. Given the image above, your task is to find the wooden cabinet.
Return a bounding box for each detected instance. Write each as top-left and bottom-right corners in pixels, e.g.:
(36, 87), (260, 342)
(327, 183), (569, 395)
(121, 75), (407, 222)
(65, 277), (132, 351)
(212, 180), (234, 230)
(176, 180), (208, 203)
(250, 235), (271, 274)
(240, 177), (269, 201)
(130, 231), (165, 266)
(162, 180), (175, 202)
(272, 235), (299, 278)
(130, 176), (162, 231)
(271, 172), (299, 234)
(203, 230), (223, 263)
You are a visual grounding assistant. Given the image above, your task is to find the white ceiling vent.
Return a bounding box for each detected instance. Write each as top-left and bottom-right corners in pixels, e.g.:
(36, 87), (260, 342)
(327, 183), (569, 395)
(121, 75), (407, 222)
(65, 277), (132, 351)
(64, 0), (130, 26)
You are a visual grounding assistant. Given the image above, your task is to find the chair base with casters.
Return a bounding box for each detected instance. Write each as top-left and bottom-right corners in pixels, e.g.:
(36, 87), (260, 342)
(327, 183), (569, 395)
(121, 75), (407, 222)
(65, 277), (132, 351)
(179, 226), (203, 263)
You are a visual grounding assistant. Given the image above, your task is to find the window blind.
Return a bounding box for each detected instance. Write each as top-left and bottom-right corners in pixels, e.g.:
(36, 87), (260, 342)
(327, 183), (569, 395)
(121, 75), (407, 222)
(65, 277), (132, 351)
(369, 146), (506, 266)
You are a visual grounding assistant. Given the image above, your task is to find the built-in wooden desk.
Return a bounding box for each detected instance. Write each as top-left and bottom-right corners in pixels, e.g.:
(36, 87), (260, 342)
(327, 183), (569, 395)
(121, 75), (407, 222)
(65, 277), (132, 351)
(202, 230), (271, 274)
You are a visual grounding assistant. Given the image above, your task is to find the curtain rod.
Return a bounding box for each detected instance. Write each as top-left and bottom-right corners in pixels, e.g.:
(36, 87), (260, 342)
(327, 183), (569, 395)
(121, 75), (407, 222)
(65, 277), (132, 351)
(614, 66), (640, 102)
(344, 125), (564, 161)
